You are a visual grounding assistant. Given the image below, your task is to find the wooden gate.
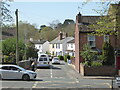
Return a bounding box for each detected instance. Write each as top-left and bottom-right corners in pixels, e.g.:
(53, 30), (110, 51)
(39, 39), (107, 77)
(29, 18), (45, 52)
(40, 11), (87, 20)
(116, 56), (120, 69)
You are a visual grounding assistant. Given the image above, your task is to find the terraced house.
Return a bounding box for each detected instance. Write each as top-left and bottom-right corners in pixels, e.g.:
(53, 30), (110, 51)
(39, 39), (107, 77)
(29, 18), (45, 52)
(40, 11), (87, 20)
(49, 32), (74, 56)
(74, 4), (120, 73)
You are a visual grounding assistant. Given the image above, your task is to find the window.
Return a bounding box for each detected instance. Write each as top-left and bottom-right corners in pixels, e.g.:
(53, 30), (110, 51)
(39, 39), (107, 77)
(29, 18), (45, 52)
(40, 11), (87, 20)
(104, 35), (109, 42)
(56, 44), (60, 49)
(52, 44), (54, 48)
(71, 44), (73, 48)
(52, 51), (54, 55)
(1, 66), (9, 70)
(39, 58), (43, 61)
(9, 66), (19, 71)
(88, 35), (95, 48)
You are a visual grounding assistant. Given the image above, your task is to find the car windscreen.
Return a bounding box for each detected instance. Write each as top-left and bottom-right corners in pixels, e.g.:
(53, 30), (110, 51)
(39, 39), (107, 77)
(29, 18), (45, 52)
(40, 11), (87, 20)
(41, 55), (47, 57)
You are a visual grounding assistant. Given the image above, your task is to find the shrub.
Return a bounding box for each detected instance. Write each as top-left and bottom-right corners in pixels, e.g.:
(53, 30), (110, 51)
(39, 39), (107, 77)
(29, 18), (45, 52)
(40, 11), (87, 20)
(64, 55), (71, 62)
(64, 55), (67, 62)
(102, 42), (115, 65)
(91, 61), (102, 67)
(58, 55), (64, 60)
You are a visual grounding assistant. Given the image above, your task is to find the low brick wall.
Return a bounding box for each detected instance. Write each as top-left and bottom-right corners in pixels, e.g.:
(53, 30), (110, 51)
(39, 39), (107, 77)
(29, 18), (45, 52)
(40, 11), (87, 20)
(80, 63), (117, 76)
(18, 60), (32, 70)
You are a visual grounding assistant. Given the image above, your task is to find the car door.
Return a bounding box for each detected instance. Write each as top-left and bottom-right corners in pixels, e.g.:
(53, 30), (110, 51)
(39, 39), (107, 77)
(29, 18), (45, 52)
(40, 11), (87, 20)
(1, 66), (11, 79)
(9, 66), (23, 79)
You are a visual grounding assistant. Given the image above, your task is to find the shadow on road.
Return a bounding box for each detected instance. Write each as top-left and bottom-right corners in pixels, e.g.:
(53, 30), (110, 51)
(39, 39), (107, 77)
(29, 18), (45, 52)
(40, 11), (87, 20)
(1, 79), (43, 82)
(51, 66), (61, 70)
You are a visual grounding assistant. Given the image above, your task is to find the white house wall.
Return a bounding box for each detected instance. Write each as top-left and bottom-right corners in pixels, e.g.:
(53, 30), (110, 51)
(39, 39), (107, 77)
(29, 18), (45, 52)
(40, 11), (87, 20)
(43, 41), (50, 53)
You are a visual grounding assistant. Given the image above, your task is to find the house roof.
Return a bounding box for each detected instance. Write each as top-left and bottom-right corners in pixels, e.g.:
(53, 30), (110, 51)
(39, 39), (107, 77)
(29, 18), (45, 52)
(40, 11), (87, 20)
(67, 39), (75, 43)
(31, 40), (47, 44)
(50, 37), (74, 44)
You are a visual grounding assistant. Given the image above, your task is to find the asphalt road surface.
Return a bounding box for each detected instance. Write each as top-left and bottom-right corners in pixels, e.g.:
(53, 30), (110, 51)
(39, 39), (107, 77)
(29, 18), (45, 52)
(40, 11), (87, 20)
(0, 61), (118, 89)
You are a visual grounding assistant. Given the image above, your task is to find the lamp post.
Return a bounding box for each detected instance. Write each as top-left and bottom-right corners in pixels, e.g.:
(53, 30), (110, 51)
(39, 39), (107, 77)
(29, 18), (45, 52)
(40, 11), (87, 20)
(15, 9), (19, 65)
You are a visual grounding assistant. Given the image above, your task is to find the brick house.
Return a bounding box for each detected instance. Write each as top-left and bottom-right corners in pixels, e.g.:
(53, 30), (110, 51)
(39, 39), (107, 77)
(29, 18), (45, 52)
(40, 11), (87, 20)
(75, 4), (120, 73)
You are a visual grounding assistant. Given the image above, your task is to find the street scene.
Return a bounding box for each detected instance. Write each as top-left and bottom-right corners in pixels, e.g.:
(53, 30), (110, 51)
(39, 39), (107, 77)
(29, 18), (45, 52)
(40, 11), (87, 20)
(1, 0), (120, 90)
(0, 61), (114, 88)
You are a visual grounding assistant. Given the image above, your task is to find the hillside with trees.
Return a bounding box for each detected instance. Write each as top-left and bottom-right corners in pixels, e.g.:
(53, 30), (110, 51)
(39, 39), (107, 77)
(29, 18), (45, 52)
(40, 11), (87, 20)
(2, 19), (75, 41)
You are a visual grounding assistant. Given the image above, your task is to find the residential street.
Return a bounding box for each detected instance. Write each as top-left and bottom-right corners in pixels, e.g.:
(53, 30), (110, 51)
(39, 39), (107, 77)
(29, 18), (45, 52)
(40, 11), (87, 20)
(0, 61), (117, 89)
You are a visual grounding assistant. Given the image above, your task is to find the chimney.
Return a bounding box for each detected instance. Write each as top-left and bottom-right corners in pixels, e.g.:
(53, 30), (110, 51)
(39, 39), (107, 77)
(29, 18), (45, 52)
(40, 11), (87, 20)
(59, 32), (63, 40)
(30, 38), (33, 41)
(76, 12), (82, 23)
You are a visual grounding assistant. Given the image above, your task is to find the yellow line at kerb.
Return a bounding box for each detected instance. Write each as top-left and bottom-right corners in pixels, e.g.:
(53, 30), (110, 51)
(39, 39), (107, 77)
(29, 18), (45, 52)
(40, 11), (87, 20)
(32, 81), (38, 88)
(104, 83), (112, 88)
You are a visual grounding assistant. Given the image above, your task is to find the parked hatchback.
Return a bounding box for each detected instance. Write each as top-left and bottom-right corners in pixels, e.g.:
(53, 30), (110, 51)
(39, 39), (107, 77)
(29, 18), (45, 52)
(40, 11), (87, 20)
(52, 57), (60, 64)
(0, 64), (37, 81)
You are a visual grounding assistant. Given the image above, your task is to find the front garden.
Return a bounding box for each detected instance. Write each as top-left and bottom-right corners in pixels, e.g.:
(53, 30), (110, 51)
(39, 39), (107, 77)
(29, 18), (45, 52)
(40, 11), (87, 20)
(80, 42), (117, 76)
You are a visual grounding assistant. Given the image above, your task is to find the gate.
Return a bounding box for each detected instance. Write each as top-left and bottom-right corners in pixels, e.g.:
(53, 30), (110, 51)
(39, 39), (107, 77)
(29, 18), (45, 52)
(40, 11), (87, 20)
(116, 56), (120, 69)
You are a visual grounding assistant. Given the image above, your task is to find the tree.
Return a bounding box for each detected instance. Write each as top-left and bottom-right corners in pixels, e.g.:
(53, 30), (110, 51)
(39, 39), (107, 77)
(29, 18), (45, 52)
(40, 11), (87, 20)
(63, 19), (74, 26)
(25, 41), (38, 60)
(2, 37), (25, 61)
(0, 0), (13, 22)
(80, 44), (96, 66)
(102, 42), (115, 66)
(89, 3), (120, 36)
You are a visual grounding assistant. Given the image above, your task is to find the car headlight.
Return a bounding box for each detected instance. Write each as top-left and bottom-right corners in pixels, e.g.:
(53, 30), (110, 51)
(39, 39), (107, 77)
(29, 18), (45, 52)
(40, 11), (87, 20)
(29, 72), (36, 75)
(116, 77), (120, 80)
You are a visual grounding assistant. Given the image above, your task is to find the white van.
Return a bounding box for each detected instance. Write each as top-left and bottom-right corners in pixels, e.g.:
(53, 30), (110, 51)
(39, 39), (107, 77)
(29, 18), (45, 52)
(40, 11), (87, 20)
(37, 54), (50, 68)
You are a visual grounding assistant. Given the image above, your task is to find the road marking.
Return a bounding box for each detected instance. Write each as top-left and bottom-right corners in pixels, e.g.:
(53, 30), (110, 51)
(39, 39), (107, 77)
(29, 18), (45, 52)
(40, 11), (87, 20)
(32, 81), (38, 88)
(104, 83), (112, 88)
(75, 78), (79, 83)
(50, 64), (53, 78)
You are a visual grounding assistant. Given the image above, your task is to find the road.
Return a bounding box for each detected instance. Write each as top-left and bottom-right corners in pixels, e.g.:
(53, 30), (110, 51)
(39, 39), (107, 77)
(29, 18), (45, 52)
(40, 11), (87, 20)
(0, 61), (118, 89)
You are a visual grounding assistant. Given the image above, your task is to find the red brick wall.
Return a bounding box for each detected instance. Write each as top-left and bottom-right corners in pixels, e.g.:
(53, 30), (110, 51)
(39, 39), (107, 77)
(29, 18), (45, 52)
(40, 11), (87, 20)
(75, 15), (80, 72)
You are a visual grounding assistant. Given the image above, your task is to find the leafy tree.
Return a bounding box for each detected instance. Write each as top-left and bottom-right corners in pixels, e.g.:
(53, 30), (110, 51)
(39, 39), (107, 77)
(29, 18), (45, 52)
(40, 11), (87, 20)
(2, 37), (25, 61)
(102, 42), (115, 66)
(63, 19), (74, 26)
(89, 4), (120, 36)
(80, 44), (97, 66)
(25, 41), (38, 60)
(0, 0), (13, 22)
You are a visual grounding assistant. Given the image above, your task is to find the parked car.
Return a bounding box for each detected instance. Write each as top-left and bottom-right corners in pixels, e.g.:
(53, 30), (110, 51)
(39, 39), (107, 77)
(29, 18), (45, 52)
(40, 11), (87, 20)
(48, 55), (52, 61)
(0, 64), (37, 81)
(37, 54), (50, 68)
(116, 76), (120, 88)
(52, 57), (60, 64)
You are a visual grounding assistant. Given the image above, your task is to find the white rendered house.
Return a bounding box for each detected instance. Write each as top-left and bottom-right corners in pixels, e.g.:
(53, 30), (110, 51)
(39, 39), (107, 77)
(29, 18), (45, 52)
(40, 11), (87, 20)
(30, 39), (49, 57)
(66, 39), (75, 56)
(49, 32), (74, 56)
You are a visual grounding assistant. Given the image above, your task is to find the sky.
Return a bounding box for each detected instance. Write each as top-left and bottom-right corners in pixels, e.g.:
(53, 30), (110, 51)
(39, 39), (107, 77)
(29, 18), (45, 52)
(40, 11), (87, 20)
(7, 0), (114, 28)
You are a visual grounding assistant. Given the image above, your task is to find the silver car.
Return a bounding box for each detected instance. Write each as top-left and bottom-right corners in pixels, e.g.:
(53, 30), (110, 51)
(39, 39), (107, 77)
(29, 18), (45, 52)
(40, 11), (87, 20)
(0, 64), (37, 81)
(52, 57), (60, 64)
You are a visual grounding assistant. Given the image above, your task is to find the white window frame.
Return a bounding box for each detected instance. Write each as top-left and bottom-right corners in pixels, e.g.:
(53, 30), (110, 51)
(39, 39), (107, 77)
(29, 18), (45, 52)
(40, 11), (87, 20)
(88, 35), (95, 48)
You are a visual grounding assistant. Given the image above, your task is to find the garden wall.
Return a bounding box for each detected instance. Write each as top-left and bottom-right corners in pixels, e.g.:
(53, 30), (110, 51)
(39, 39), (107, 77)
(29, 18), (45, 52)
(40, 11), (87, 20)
(80, 63), (117, 76)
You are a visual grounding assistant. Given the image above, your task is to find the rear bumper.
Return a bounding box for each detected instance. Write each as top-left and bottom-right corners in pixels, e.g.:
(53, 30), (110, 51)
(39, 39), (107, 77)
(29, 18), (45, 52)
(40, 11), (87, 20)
(37, 64), (50, 67)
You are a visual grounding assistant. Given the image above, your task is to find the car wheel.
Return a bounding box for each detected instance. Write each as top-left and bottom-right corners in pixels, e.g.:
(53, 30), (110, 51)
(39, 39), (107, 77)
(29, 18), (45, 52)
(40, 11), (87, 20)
(22, 74), (30, 81)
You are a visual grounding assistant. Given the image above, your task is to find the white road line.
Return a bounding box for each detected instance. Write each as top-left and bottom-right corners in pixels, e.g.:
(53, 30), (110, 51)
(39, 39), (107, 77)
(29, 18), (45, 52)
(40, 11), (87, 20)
(75, 78), (79, 83)
(50, 64), (53, 78)
(32, 81), (38, 88)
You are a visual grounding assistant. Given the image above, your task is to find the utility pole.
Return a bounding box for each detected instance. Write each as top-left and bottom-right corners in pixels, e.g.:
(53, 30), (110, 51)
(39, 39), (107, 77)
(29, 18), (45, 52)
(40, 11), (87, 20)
(15, 9), (19, 65)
